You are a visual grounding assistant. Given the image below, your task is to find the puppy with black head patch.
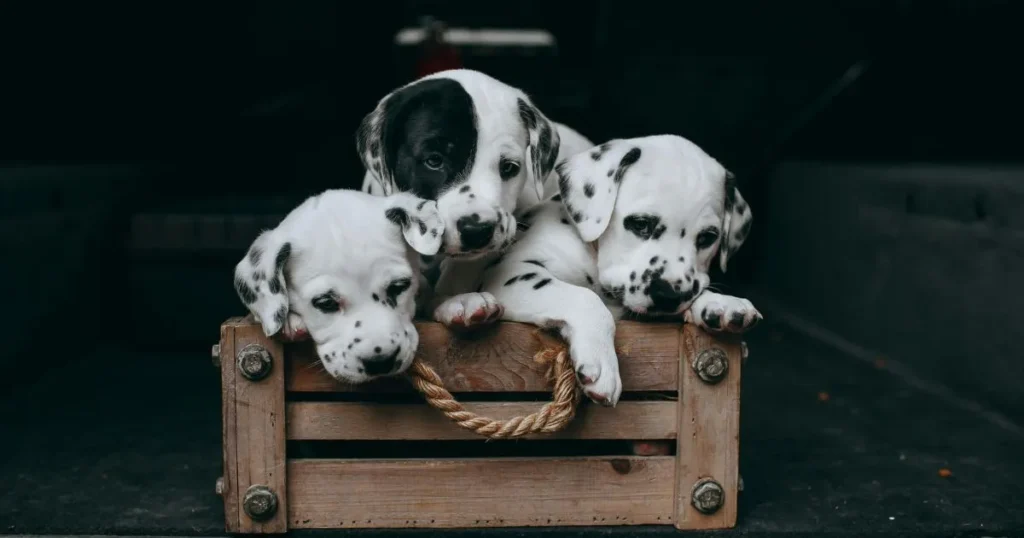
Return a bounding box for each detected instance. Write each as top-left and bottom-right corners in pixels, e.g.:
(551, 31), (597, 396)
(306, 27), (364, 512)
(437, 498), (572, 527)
(355, 69), (594, 329)
(233, 189), (443, 384)
(477, 134), (762, 406)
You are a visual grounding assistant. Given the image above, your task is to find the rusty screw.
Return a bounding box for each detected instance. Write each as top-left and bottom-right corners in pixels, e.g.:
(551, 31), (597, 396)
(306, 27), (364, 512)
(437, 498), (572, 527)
(236, 343), (273, 381)
(243, 485), (278, 521)
(691, 477), (725, 514)
(211, 344), (221, 368)
(692, 347), (729, 384)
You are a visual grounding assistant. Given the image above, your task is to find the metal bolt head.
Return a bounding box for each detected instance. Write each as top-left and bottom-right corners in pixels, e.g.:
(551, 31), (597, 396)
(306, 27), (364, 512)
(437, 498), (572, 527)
(691, 477), (725, 514)
(243, 485), (278, 521)
(236, 344), (273, 381)
(215, 476), (225, 496)
(211, 344), (221, 368)
(692, 347), (729, 384)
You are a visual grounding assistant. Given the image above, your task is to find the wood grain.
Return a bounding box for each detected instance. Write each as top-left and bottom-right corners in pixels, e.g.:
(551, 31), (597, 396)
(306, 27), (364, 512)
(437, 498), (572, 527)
(673, 324), (742, 530)
(221, 318), (288, 533)
(287, 457), (675, 528)
(286, 320), (680, 393)
(286, 401), (677, 441)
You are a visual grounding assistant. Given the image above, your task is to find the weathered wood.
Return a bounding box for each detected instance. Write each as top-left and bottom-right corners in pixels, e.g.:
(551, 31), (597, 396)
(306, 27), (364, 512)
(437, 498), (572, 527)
(222, 319), (288, 533)
(286, 320), (680, 393)
(287, 457), (675, 528)
(674, 324), (742, 530)
(287, 401), (677, 441)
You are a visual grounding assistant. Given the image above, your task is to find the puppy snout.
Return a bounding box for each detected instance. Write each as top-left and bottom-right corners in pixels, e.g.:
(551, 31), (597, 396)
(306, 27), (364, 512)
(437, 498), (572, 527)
(649, 277), (700, 312)
(456, 214), (496, 251)
(361, 346), (401, 377)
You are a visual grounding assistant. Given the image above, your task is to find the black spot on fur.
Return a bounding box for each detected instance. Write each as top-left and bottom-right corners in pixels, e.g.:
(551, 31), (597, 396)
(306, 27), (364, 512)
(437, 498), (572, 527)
(729, 311), (746, 327)
(680, 228), (687, 238)
(583, 183), (595, 198)
(678, 256), (685, 263)
(372, 293), (380, 303)
(560, 218), (571, 225)
(650, 256), (659, 265)
(586, 274), (595, 285)
(630, 271), (636, 281)
(613, 148), (642, 183)
(385, 207), (409, 227)
(431, 229), (439, 238)
(551, 194), (562, 202)
(524, 259), (546, 268)
(355, 321), (361, 328)
(417, 219), (428, 235)
(268, 276), (283, 294)
(252, 270), (265, 282)
(519, 208), (539, 225)
(234, 277), (257, 304)
(459, 185), (471, 193)
(572, 211), (583, 223)
(517, 98), (538, 130)
(652, 224), (666, 240)
(374, 346), (382, 353)
(248, 247), (262, 266)
(273, 305), (287, 326)
(275, 243), (291, 271)
(533, 278), (552, 290)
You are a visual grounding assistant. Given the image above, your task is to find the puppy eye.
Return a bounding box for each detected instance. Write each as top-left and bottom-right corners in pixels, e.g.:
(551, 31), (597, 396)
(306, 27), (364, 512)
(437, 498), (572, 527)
(385, 277), (412, 304)
(696, 228), (720, 250)
(623, 214), (658, 240)
(499, 159), (520, 180)
(311, 293), (341, 313)
(423, 154), (444, 171)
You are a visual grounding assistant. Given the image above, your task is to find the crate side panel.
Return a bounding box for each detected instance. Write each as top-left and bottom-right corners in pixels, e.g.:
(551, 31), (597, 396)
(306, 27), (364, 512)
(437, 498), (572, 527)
(288, 457), (675, 528)
(674, 325), (741, 530)
(287, 401), (677, 441)
(287, 320), (680, 393)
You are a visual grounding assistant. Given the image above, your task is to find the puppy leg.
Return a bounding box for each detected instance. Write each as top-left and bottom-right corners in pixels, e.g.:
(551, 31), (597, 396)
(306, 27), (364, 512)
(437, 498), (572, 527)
(483, 262), (622, 406)
(685, 291), (762, 333)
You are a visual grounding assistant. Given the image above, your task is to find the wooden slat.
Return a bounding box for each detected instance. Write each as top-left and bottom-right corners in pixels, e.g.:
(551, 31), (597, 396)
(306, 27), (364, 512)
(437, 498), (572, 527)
(673, 324), (742, 530)
(287, 401), (676, 441)
(286, 320), (680, 393)
(288, 457), (675, 528)
(221, 318), (288, 533)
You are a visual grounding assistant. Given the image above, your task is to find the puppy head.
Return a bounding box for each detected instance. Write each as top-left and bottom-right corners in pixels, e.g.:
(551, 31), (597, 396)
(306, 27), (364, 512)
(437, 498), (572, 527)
(557, 135), (753, 315)
(355, 69), (560, 260)
(233, 190), (443, 384)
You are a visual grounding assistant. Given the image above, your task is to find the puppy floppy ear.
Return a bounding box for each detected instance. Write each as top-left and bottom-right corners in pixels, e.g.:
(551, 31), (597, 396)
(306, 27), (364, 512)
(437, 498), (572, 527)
(556, 140), (643, 242)
(719, 171), (753, 272)
(384, 192), (444, 256)
(356, 95), (395, 195)
(234, 230), (293, 337)
(517, 98), (561, 200)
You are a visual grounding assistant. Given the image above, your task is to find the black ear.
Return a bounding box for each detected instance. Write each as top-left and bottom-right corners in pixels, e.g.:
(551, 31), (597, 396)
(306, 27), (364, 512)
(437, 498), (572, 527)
(719, 171), (753, 272)
(517, 97), (561, 199)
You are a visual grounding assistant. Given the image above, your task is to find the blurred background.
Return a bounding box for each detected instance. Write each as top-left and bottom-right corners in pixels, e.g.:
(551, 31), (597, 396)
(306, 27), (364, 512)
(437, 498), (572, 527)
(1, 1), (1022, 535)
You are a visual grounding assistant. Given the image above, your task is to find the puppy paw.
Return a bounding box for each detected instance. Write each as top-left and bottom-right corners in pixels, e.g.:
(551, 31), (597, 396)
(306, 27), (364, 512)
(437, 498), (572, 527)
(569, 336), (622, 407)
(278, 312), (310, 342)
(686, 292), (762, 333)
(433, 292), (504, 329)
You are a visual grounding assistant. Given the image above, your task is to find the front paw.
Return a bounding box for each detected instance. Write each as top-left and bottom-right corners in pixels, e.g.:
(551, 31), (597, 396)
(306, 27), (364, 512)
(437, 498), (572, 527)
(278, 312), (310, 342)
(433, 292), (504, 329)
(686, 293), (762, 333)
(569, 336), (622, 407)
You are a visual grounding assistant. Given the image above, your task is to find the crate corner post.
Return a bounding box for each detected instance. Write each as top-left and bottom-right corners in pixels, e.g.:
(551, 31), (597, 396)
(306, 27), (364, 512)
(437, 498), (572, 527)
(219, 317), (289, 534)
(673, 324), (741, 530)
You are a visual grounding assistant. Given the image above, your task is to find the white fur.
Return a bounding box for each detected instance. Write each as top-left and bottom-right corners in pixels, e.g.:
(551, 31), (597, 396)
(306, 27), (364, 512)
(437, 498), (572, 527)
(479, 135), (762, 406)
(232, 189), (443, 384)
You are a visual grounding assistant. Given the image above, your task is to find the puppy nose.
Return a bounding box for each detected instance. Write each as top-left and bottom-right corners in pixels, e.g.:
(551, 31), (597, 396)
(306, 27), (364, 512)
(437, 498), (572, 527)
(361, 347), (401, 377)
(649, 278), (686, 311)
(456, 215), (496, 250)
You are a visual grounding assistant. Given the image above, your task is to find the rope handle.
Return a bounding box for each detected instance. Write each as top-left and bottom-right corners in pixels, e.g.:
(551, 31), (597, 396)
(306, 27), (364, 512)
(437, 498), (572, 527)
(406, 330), (582, 440)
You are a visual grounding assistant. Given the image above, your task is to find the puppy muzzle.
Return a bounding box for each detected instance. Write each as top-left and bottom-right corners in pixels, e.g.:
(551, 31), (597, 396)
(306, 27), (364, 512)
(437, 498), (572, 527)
(444, 207), (516, 258)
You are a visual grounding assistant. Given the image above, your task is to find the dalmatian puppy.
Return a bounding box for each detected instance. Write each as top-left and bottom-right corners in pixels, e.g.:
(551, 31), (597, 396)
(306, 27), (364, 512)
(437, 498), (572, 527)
(478, 134), (762, 406)
(232, 188), (443, 384)
(355, 68), (594, 328)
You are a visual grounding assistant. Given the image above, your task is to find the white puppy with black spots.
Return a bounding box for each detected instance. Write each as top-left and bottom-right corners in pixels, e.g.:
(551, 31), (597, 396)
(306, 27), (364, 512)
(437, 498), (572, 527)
(355, 69), (593, 329)
(478, 134), (762, 406)
(232, 189), (443, 384)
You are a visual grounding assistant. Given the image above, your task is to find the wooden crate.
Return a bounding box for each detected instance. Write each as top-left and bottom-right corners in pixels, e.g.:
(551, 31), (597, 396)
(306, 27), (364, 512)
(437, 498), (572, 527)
(213, 317), (742, 533)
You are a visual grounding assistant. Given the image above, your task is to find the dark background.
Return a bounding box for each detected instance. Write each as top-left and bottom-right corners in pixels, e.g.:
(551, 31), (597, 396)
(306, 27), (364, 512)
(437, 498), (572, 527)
(1, 1), (1022, 536)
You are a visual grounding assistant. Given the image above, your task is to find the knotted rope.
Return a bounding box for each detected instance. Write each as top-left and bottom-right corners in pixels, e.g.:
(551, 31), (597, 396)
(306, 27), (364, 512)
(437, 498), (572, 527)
(405, 331), (582, 440)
